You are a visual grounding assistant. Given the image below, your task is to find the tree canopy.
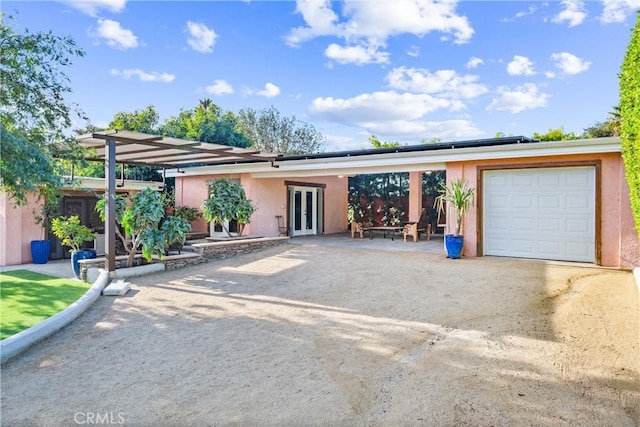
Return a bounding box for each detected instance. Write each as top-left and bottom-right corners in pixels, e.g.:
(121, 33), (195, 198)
(107, 105), (164, 182)
(237, 106), (325, 155)
(0, 13), (86, 206)
(161, 99), (250, 148)
(531, 128), (580, 141)
(619, 12), (640, 238)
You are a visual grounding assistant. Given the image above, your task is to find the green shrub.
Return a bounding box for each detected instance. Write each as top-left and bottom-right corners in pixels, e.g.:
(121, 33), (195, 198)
(620, 12), (640, 238)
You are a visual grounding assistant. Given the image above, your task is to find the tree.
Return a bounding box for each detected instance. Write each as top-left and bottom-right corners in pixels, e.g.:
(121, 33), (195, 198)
(583, 120), (618, 138)
(619, 12), (640, 238)
(237, 106), (325, 155)
(608, 105), (622, 136)
(110, 105), (159, 134)
(367, 135), (404, 149)
(532, 128), (580, 141)
(202, 179), (255, 237)
(160, 101), (251, 148)
(583, 107), (621, 138)
(108, 106), (164, 182)
(0, 13), (86, 206)
(96, 188), (166, 267)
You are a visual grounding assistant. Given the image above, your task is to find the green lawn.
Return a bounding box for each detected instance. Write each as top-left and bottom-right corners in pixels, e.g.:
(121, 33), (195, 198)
(0, 270), (91, 340)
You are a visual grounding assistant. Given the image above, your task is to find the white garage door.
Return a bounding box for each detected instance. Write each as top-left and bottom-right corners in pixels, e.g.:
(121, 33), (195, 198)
(483, 167), (595, 262)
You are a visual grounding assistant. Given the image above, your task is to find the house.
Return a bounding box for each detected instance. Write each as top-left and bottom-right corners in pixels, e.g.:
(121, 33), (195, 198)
(167, 136), (639, 269)
(0, 177), (163, 266)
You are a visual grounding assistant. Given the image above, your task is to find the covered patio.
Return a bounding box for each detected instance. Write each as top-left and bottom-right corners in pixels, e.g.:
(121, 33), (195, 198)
(75, 130), (279, 274)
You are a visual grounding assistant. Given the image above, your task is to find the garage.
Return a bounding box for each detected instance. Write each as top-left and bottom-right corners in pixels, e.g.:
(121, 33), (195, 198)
(483, 166), (596, 263)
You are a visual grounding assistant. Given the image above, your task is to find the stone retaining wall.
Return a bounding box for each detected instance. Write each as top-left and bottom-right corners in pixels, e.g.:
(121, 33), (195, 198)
(78, 237), (289, 281)
(191, 237), (289, 261)
(163, 253), (207, 270)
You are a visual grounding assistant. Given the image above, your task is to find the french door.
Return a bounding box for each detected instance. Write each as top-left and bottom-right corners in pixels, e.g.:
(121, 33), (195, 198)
(290, 186), (318, 236)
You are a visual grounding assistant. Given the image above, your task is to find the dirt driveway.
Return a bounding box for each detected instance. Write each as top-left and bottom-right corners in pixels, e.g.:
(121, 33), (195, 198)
(2, 243), (638, 426)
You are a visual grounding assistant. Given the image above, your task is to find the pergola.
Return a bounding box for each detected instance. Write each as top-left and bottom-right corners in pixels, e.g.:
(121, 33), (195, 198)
(76, 130), (279, 274)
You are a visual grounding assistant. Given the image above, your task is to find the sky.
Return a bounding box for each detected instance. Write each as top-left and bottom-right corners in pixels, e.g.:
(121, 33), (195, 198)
(6, 0), (640, 151)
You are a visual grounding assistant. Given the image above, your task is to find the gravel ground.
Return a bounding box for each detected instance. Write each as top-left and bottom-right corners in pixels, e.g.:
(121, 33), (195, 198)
(1, 243), (638, 426)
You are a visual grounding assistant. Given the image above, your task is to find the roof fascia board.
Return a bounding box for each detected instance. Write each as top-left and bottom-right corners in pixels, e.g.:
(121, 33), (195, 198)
(164, 139), (620, 178)
(60, 176), (163, 191)
(251, 163), (448, 178)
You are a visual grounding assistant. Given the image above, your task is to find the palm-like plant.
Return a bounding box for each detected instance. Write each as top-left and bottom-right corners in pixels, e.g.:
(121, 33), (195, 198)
(434, 179), (475, 236)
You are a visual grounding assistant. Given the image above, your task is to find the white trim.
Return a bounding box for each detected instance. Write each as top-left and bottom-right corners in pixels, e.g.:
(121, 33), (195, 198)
(164, 138), (621, 179)
(61, 176), (163, 192)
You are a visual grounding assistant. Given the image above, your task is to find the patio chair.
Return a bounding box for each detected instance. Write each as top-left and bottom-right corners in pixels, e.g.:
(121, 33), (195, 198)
(403, 208), (432, 242)
(350, 221), (373, 238)
(276, 215), (289, 236)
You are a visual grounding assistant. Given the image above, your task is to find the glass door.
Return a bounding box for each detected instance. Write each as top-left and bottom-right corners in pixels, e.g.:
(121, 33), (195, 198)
(290, 186), (317, 236)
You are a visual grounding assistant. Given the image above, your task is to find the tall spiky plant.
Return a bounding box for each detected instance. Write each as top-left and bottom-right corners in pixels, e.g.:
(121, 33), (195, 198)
(434, 179), (475, 236)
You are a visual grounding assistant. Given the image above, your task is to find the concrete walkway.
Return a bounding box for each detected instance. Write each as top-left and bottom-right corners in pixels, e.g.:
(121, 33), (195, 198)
(1, 259), (75, 279)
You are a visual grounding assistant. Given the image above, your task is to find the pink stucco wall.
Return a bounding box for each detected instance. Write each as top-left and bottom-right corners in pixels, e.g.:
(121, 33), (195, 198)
(619, 166), (640, 269)
(408, 171), (423, 222)
(175, 174), (349, 237)
(446, 153), (639, 268)
(1, 193), (41, 265)
(174, 174), (237, 233)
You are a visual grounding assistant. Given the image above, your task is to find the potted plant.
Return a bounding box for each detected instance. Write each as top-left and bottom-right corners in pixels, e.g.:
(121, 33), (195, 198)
(434, 178), (475, 259)
(51, 215), (97, 278)
(30, 188), (61, 264)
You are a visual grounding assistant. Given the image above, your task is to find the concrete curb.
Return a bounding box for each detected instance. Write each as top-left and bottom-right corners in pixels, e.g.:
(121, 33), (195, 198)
(0, 271), (110, 364)
(634, 267), (640, 296)
(87, 263), (165, 283)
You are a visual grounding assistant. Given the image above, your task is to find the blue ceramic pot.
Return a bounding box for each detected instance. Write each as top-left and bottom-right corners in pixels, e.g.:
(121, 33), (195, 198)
(30, 240), (51, 264)
(71, 249), (97, 279)
(445, 234), (464, 259)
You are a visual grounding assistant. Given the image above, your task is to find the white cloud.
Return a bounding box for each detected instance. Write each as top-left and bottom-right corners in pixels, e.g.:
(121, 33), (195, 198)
(507, 55), (536, 76)
(600, 0), (639, 23)
(500, 5), (537, 22)
(110, 68), (175, 83)
(550, 52), (591, 75)
(486, 83), (550, 114)
(466, 57), (484, 69)
(515, 5), (538, 19)
(386, 67), (488, 99)
(325, 43), (389, 65)
(361, 119), (483, 139)
(59, 0), (126, 16)
(93, 19), (138, 49)
(407, 45), (420, 57)
(187, 21), (217, 53)
(310, 91), (464, 124)
(286, 0), (474, 64)
(247, 82), (281, 98)
(553, 0), (587, 27)
(205, 80), (233, 95)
